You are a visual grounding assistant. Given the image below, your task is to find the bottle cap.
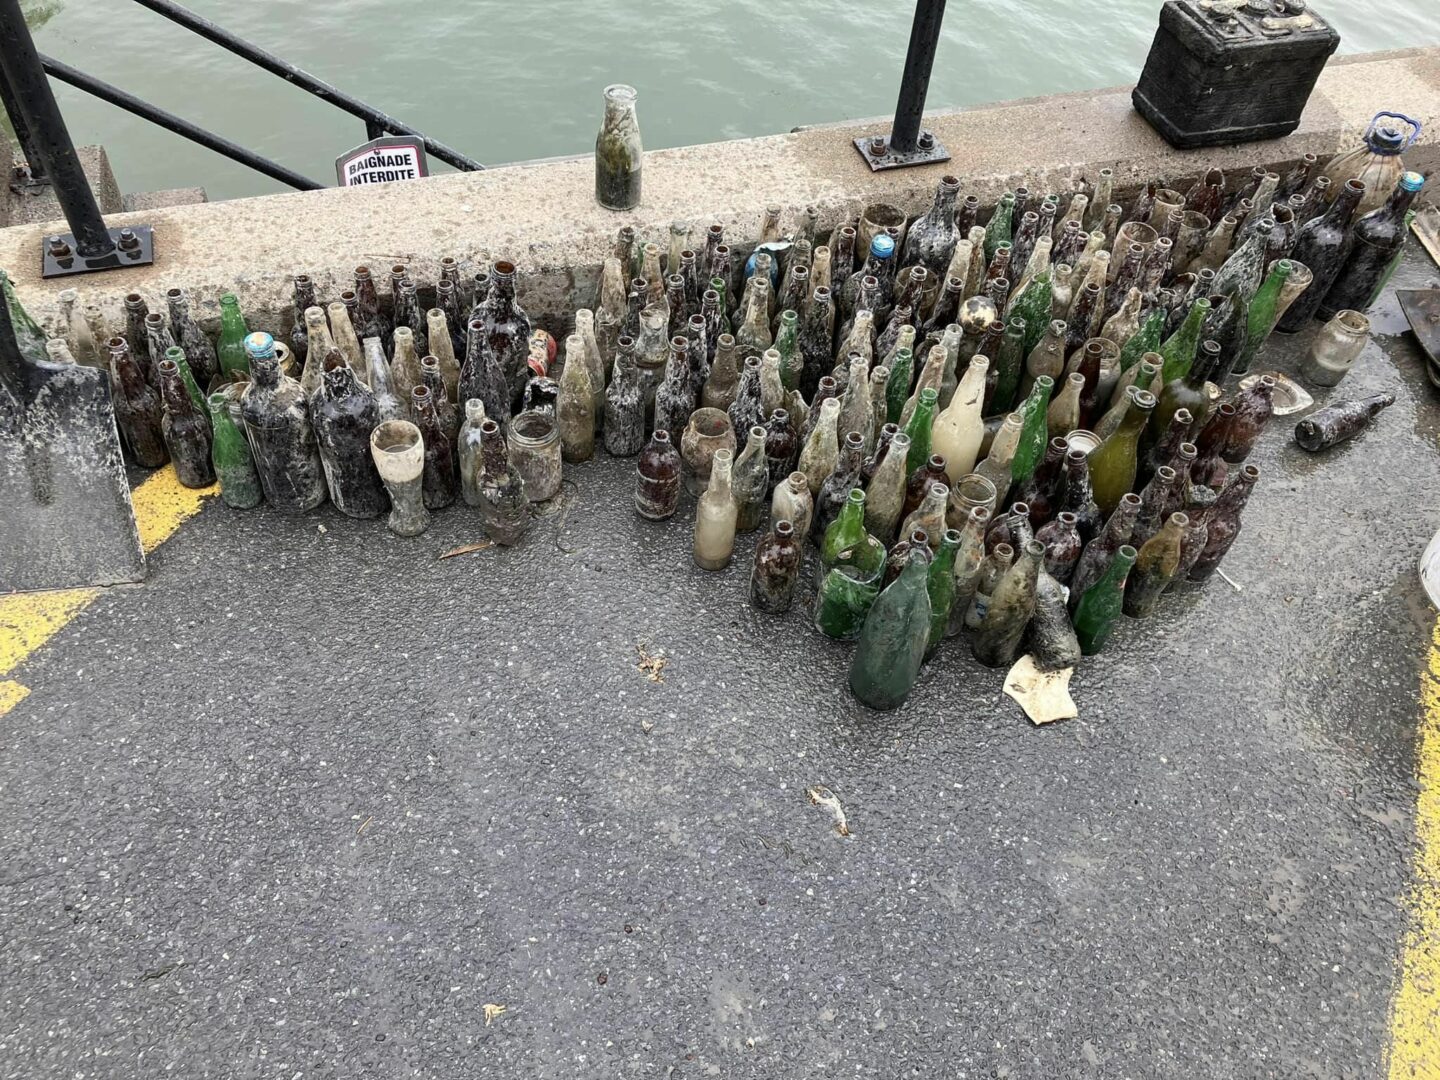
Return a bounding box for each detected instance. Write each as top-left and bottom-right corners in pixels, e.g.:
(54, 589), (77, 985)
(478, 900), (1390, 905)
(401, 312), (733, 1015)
(870, 234), (896, 260)
(244, 331), (275, 358)
(1401, 171), (1425, 192)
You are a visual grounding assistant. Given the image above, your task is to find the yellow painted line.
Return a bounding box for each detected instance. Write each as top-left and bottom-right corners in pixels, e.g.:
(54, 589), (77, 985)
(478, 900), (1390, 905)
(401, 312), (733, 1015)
(1389, 618), (1440, 1079)
(0, 466), (215, 717)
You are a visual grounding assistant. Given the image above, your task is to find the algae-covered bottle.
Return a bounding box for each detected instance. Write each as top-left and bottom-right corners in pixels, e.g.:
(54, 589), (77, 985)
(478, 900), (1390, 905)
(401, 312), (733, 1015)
(972, 539), (1042, 668)
(1009, 375), (1054, 486)
(1090, 388), (1156, 515)
(595, 84), (642, 210)
(1073, 544), (1137, 654)
(206, 391), (261, 509)
(635, 428), (682, 520)
(1123, 512), (1186, 617)
(240, 332), (327, 513)
(157, 358), (214, 489)
(750, 519), (803, 614)
(849, 550), (933, 710)
(732, 424), (771, 532)
(694, 448), (738, 570)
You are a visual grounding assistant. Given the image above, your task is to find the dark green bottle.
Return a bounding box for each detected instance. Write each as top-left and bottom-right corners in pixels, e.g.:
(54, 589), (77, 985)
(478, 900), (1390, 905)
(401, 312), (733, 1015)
(1148, 340), (1218, 451)
(215, 293), (251, 379)
(848, 549), (933, 710)
(1008, 269), (1053, 355)
(815, 489), (888, 640)
(207, 392), (261, 509)
(1116, 306), (1166, 378)
(1009, 375), (1054, 487)
(984, 192), (1016, 261)
(0, 268), (46, 363)
(990, 316), (1027, 414)
(885, 346), (914, 425)
(925, 527), (962, 654)
(1073, 544), (1137, 654)
(1156, 297), (1211, 384)
(1233, 259), (1292, 377)
(903, 387), (938, 472)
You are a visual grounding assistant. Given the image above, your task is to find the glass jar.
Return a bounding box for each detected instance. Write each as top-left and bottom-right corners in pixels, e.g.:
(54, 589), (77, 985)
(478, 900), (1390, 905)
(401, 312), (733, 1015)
(945, 472), (998, 531)
(507, 409), (563, 501)
(595, 84), (642, 211)
(679, 407), (736, 495)
(1301, 310), (1370, 387)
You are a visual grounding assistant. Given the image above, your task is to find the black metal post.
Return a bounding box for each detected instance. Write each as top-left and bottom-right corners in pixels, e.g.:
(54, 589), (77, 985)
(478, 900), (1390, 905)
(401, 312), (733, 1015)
(0, 0), (116, 255)
(853, 0), (951, 171)
(0, 59), (48, 185)
(40, 55), (324, 191)
(129, 0), (485, 172)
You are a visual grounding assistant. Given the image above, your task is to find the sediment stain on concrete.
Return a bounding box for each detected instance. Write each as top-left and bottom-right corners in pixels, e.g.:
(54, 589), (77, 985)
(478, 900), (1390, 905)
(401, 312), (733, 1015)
(1389, 618), (1440, 1079)
(0, 466), (214, 717)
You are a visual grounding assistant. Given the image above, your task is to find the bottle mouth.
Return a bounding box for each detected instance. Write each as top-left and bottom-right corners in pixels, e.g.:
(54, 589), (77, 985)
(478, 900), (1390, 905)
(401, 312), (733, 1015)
(604, 84), (638, 104)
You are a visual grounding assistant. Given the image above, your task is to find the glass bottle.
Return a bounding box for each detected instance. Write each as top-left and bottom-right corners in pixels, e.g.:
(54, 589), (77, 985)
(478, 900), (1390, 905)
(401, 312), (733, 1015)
(964, 540), (1014, 630)
(1191, 402), (1233, 490)
(1232, 259), (1294, 377)
(772, 308), (803, 393)
(902, 174), (963, 276)
(900, 482), (950, 549)
(1026, 566), (1080, 671)
(312, 356), (387, 519)
(635, 429), (682, 520)
(883, 345), (915, 426)
(1147, 338), (1216, 453)
(352, 264), (390, 343)
(1123, 512), (1187, 617)
(1222, 375), (1274, 464)
(1090, 388), (1156, 515)
(1189, 464), (1259, 580)
(471, 261), (531, 411)
(393, 277), (428, 356)
(1068, 491), (1141, 610)
(207, 292), (249, 382)
(426, 308), (461, 401)
(367, 420), (428, 536)
(983, 192), (1016, 261)
(473, 418), (529, 545)
(702, 333), (741, 411)
(508, 408), (563, 501)
(750, 519), (803, 614)
(972, 539), (1042, 667)
(731, 425), (771, 532)
(1035, 510), (1082, 583)
(846, 548), (932, 710)
(944, 505), (992, 636)
(1276, 179), (1366, 332)
(694, 448), (738, 570)
(411, 385), (457, 509)
(1322, 171), (1425, 318)
(797, 396), (841, 495)
(1010, 375), (1054, 486)
(156, 358), (214, 488)
(107, 336), (168, 468)
(901, 386), (938, 473)
(283, 275), (314, 368)
(595, 84), (642, 210)
(458, 314), (511, 425)
(1171, 485), (1217, 586)
(239, 333), (327, 513)
(764, 407), (799, 488)
(1047, 371), (1084, 440)
(975, 410), (1023, 505)
(159, 288), (216, 391)
(1016, 436), (1067, 525)
(903, 452), (949, 519)
(1156, 297), (1211, 384)
(1130, 464), (1180, 550)
(205, 391), (260, 509)
(814, 494), (887, 640)
(813, 431), (866, 537)
(929, 356), (987, 482)
(759, 347), (786, 419)
(458, 398), (488, 506)
(1058, 447), (1104, 544)
(1143, 407), (1193, 487)
(420, 356), (457, 443)
(1294, 392), (1395, 451)
(772, 471), (814, 539)
(362, 337), (403, 422)
(798, 287), (837, 398)
(1072, 544), (1137, 655)
(863, 431), (912, 545)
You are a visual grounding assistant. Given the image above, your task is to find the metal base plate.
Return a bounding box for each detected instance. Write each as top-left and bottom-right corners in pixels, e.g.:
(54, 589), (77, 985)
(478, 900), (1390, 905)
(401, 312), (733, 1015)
(41, 224), (155, 278)
(853, 131), (951, 171)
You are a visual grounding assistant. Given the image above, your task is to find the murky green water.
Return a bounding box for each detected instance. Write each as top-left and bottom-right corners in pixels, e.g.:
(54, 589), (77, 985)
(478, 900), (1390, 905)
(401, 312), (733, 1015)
(22, 0), (1440, 202)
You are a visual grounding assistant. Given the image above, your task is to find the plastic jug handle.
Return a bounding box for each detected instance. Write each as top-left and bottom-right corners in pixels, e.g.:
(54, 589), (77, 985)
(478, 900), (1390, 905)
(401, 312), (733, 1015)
(1365, 111), (1423, 148)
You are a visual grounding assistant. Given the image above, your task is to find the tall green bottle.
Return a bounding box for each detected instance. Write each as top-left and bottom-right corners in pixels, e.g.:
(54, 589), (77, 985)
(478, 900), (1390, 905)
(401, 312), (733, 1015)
(1116, 306), (1165, 377)
(206, 392), (262, 508)
(815, 489), (888, 641)
(885, 346), (914, 425)
(215, 293), (251, 379)
(1232, 259), (1293, 378)
(848, 549), (933, 710)
(1156, 297), (1211, 384)
(1008, 268), (1053, 354)
(165, 345), (208, 420)
(903, 387), (938, 472)
(984, 192), (1016, 261)
(0, 268), (47, 363)
(925, 527), (961, 653)
(1009, 375), (1054, 487)
(1072, 544), (1137, 654)
(991, 317), (1027, 414)
(1089, 388), (1156, 515)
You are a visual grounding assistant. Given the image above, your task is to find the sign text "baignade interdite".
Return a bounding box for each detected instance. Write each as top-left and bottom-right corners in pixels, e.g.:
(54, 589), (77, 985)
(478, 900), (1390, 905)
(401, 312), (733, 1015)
(334, 136), (431, 188)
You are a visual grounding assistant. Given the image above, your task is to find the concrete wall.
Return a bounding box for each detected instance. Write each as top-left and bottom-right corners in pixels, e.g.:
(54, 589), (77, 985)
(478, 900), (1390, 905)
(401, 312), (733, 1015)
(2, 46), (1438, 338)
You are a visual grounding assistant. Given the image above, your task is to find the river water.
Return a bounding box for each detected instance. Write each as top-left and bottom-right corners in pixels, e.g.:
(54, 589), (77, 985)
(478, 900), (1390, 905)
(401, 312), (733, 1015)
(22, 0), (1440, 202)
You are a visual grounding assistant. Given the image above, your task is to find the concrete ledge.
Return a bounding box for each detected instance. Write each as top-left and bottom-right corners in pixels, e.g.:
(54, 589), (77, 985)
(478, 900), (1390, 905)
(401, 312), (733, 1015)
(3, 144), (123, 228)
(121, 186), (208, 213)
(2, 47), (1438, 335)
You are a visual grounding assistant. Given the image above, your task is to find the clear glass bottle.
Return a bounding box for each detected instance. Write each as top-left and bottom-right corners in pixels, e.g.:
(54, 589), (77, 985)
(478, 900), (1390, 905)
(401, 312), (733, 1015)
(458, 398), (488, 506)
(694, 447), (738, 569)
(370, 419), (429, 537)
(595, 84), (642, 210)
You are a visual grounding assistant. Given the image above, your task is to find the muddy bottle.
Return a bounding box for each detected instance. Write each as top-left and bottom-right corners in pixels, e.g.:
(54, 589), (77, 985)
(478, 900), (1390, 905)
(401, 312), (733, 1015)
(764, 408), (799, 488)
(240, 333), (327, 513)
(206, 392), (261, 509)
(426, 308), (462, 399)
(370, 420), (429, 537)
(161, 287), (217, 390)
(964, 540), (1014, 631)
(945, 506), (992, 636)
(903, 453), (949, 519)
(702, 333), (741, 412)
(750, 519), (803, 614)
(771, 470), (813, 538)
(142, 312), (183, 396)
(843, 234), (897, 319)
(883, 345), (915, 425)
(1191, 402), (1232, 490)
(1222, 375), (1275, 463)
(930, 356), (987, 482)
(458, 399), (488, 506)
(286, 275), (315, 367)
(601, 336), (645, 456)
(459, 316), (510, 424)
(1277, 179), (1366, 332)
(1155, 297), (1210, 384)
(392, 278), (428, 358)
(473, 261), (532, 407)
(594, 84), (642, 209)
(1090, 388), (1156, 515)
(405, 386), (453, 510)
(989, 316), (1027, 414)
(1130, 465), (1180, 550)
(213, 292), (251, 380)
(312, 355), (388, 519)
(972, 538), (1042, 667)
(156, 358), (214, 488)
(727, 354), (765, 437)
(1035, 511), (1082, 583)
(900, 482), (950, 549)
(813, 431), (866, 537)
(361, 337), (403, 422)
(1171, 485), (1217, 585)
(1210, 219), (1273, 308)
(731, 425), (771, 532)
(862, 430), (912, 545)
(975, 410), (1023, 505)
(476, 418), (530, 545)
(1072, 544), (1137, 655)
(1068, 491), (1141, 611)
(351, 265), (390, 343)
(1028, 569), (1082, 671)
(420, 356), (457, 444)
(1189, 464), (1259, 580)
(903, 174), (963, 278)
(1142, 407), (1193, 487)
(902, 387), (938, 473)
(985, 500), (1033, 556)
(797, 287), (837, 398)
(635, 429), (682, 520)
(1045, 371), (1083, 441)
(1233, 259), (1294, 377)
(1123, 512), (1186, 617)
(849, 549), (932, 710)
(1059, 449), (1103, 545)
(558, 335), (597, 464)
(1148, 343), (1215, 455)
(1322, 171), (1425, 319)
(1015, 436), (1066, 525)
(797, 396), (841, 496)
(107, 336), (168, 467)
(694, 448), (738, 570)
(1294, 393), (1395, 451)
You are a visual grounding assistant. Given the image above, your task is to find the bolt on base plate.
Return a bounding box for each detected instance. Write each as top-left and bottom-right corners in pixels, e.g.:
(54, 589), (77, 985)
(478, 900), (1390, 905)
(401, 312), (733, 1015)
(853, 130), (951, 171)
(41, 224), (155, 279)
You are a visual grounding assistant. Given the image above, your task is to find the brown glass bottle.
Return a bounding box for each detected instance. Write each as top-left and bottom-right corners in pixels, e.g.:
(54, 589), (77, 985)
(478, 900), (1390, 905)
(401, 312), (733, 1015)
(635, 429), (682, 519)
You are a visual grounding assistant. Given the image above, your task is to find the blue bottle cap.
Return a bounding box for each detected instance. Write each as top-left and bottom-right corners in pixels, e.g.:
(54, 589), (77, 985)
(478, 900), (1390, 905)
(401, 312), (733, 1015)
(1400, 171), (1425, 192)
(244, 331), (275, 358)
(870, 234), (896, 260)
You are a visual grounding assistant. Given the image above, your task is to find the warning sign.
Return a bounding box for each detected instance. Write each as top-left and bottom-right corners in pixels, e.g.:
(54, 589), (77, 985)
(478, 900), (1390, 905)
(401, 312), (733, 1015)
(335, 136), (430, 188)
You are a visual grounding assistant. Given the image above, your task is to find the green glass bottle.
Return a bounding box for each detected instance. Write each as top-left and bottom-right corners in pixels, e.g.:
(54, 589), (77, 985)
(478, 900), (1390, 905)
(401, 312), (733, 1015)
(164, 345), (207, 420)
(1008, 268), (1053, 355)
(884, 345), (914, 425)
(0, 268), (47, 364)
(1123, 512), (1187, 617)
(925, 527), (961, 653)
(206, 392), (261, 509)
(984, 192), (1016, 262)
(1009, 375), (1054, 486)
(1073, 544), (1138, 655)
(990, 316), (1027, 414)
(215, 293), (251, 379)
(1090, 388), (1156, 515)
(815, 490), (888, 641)
(1116, 306), (1166, 378)
(774, 309), (802, 392)
(1232, 259), (1293, 378)
(820, 487), (868, 565)
(903, 387), (938, 472)
(1148, 340), (1219, 450)
(848, 549), (933, 710)
(1156, 297), (1211, 384)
